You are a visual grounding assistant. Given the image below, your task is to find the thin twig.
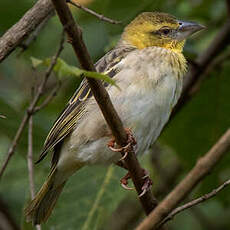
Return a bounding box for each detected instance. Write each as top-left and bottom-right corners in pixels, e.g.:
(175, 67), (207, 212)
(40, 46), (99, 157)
(136, 128), (230, 230)
(158, 178), (230, 228)
(0, 32), (65, 179)
(27, 116), (35, 199)
(51, 0), (158, 216)
(0, 115), (29, 179)
(33, 81), (61, 113)
(67, 0), (121, 25)
(150, 145), (219, 230)
(27, 116), (42, 230)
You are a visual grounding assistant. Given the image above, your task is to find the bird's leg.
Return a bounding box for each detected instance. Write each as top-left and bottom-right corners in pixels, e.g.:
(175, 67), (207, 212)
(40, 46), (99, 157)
(139, 169), (153, 197)
(115, 163), (153, 194)
(109, 128), (152, 194)
(109, 128), (136, 190)
(115, 161), (133, 190)
(108, 128), (137, 161)
(120, 171), (134, 190)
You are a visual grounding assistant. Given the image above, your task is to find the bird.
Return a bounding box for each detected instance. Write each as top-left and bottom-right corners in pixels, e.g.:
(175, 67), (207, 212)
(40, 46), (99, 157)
(25, 12), (204, 225)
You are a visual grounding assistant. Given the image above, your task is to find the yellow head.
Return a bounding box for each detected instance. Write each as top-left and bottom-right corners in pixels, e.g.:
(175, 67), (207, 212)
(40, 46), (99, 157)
(122, 12), (205, 53)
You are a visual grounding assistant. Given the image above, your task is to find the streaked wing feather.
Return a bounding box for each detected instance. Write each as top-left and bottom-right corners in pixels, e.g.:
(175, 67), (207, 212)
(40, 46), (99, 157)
(36, 46), (136, 164)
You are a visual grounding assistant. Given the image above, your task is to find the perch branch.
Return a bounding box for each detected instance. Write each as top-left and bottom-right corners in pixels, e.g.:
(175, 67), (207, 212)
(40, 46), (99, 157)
(136, 129), (230, 230)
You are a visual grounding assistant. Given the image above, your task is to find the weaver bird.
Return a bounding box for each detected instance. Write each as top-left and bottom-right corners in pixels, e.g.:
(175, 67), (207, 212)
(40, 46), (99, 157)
(25, 12), (204, 224)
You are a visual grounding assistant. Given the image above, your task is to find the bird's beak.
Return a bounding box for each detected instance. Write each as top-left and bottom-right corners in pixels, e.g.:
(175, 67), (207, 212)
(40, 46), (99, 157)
(176, 20), (206, 40)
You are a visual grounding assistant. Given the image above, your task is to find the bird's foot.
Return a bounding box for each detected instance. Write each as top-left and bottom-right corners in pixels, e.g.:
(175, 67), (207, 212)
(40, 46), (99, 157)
(107, 128), (137, 161)
(139, 169), (153, 197)
(119, 168), (153, 196)
(120, 172), (134, 190)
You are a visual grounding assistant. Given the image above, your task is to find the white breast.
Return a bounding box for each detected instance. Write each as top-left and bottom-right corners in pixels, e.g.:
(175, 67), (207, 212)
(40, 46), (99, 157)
(58, 47), (184, 169)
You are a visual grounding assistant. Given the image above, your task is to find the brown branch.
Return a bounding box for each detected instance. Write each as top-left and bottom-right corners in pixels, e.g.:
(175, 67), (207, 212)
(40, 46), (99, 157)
(136, 129), (230, 230)
(0, 114), (29, 179)
(150, 146), (221, 230)
(0, 0), (54, 62)
(51, 0), (158, 216)
(27, 116), (35, 199)
(67, 0), (122, 24)
(0, 33), (65, 179)
(18, 11), (54, 54)
(158, 178), (230, 228)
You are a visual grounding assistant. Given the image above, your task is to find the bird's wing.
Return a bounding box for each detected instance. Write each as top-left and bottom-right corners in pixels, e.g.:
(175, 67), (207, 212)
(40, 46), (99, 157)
(36, 46), (136, 164)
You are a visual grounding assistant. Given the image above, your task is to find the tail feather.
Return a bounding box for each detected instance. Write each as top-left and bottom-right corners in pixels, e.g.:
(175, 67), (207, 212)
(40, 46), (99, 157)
(25, 168), (66, 225)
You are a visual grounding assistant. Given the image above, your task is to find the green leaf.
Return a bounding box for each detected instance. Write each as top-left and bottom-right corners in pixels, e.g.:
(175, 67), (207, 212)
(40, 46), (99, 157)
(30, 57), (43, 68)
(30, 57), (119, 88)
(83, 70), (119, 89)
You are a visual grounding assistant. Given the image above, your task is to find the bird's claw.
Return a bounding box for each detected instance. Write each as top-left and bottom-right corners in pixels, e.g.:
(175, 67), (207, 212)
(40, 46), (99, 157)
(107, 128), (137, 161)
(120, 169), (152, 196)
(121, 182), (134, 190)
(119, 151), (129, 161)
(139, 170), (153, 197)
(109, 129), (152, 195)
(120, 172), (134, 190)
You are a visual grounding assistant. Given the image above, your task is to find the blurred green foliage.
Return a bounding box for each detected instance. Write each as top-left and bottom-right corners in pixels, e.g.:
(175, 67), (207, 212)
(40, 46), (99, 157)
(1, 0), (230, 229)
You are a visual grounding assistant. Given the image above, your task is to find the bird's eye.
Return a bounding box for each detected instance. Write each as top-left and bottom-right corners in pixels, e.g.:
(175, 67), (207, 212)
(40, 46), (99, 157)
(160, 28), (171, 35)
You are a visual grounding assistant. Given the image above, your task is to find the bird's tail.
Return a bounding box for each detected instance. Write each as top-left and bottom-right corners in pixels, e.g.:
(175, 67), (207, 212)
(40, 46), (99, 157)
(24, 168), (65, 225)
